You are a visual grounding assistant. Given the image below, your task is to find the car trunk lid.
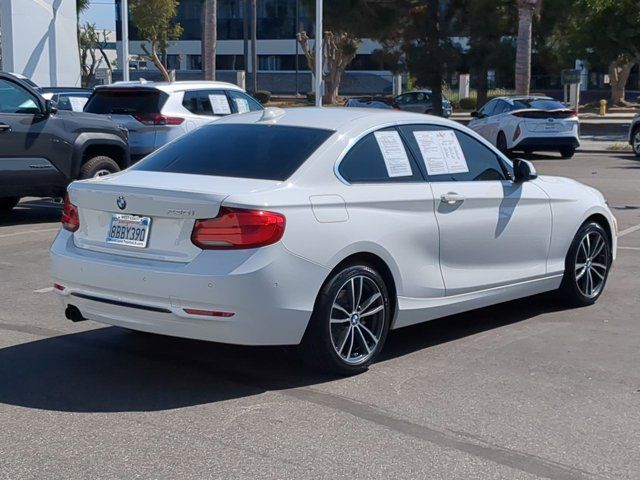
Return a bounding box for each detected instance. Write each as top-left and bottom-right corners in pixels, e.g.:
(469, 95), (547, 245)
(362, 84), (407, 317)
(68, 171), (280, 262)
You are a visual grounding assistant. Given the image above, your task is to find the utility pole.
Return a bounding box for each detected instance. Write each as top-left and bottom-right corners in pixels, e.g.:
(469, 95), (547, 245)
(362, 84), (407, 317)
(251, 0), (258, 94)
(315, 0), (322, 106)
(120, 0), (129, 81)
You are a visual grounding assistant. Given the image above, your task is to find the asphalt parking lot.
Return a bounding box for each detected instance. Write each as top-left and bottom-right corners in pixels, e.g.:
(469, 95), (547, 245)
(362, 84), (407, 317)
(1, 151), (639, 480)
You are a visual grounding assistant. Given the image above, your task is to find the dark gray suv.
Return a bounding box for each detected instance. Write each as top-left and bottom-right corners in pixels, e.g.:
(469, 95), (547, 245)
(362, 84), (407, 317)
(0, 73), (129, 214)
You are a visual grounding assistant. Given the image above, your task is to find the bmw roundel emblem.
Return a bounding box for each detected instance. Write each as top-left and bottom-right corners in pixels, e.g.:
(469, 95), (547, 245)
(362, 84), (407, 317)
(116, 196), (127, 210)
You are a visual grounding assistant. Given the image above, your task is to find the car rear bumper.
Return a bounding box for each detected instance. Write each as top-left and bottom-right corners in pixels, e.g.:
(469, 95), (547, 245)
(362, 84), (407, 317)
(513, 136), (580, 151)
(50, 230), (328, 345)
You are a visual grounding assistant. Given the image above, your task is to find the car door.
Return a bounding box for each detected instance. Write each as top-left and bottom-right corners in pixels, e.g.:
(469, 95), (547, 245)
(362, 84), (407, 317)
(399, 124), (552, 295)
(484, 100), (509, 146)
(468, 99), (497, 140)
(0, 77), (69, 196)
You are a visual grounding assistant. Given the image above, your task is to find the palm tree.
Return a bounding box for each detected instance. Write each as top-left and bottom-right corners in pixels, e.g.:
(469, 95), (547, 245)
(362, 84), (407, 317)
(515, 0), (542, 95)
(77, 0), (90, 17)
(201, 0), (217, 80)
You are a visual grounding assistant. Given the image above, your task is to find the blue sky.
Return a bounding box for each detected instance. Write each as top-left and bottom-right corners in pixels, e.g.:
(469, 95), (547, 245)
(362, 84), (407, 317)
(81, 1), (116, 30)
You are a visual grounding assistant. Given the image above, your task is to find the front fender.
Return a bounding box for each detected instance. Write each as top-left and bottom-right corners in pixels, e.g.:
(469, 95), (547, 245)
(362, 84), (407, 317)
(71, 133), (130, 179)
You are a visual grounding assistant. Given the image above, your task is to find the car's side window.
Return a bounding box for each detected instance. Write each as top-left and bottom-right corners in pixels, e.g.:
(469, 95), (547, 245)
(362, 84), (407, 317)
(338, 128), (424, 184)
(398, 124), (510, 182)
(0, 79), (40, 114)
(227, 90), (262, 113)
(481, 100), (499, 118)
(182, 90), (232, 116)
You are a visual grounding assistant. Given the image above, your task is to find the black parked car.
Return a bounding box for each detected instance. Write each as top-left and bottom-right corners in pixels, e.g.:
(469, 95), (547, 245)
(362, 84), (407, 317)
(0, 73), (129, 214)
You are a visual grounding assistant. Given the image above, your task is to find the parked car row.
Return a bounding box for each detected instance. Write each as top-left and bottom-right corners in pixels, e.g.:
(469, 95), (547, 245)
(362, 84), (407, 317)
(0, 73), (264, 213)
(344, 90), (454, 118)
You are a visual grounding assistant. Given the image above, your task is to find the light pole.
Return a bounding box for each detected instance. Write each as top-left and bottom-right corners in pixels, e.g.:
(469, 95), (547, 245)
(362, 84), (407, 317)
(120, 0), (129, 81)
(315, 0), (322, 107)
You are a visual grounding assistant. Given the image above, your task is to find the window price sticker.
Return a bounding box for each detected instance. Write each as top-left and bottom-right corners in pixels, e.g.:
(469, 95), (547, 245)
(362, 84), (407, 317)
(374, 131), (413, 177)
(413, 130), (469, 176)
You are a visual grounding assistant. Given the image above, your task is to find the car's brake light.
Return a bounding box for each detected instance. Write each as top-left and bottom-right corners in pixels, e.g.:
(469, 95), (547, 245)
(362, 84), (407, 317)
(191, 207), (286, 250)
(133, 113), (184, 125)
(513, 124), (522, 141)
(61, 195), (80, 232)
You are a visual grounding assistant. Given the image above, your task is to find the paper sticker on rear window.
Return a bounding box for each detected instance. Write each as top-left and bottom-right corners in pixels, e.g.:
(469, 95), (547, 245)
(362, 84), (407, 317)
(374, 131), (413, 177)
(413, 130), (469, 176)
(209, 94), (231, 115)
(235, 98), (250, 113)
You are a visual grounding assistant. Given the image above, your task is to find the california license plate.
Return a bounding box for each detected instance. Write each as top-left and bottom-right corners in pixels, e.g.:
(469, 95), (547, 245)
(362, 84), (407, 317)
(544, 123), (558, 131)
(107, 214), (151, 248)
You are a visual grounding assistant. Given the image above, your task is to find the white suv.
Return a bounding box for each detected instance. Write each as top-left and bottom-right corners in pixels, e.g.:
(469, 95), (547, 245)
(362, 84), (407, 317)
(84, 81), (263, 162)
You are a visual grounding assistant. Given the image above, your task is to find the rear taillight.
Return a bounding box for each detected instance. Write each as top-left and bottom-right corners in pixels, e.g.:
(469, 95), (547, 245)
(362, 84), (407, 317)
(61, 195), (79, 232)
(191, 207), (286, 250)
(513, 124), (522, 141)
(133, 113), (184, 125)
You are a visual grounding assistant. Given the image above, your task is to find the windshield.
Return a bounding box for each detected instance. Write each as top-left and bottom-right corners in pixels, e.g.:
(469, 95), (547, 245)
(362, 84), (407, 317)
(512, 99), (566, 111)
(84, 89), (168, 115)
(133, 123), (334, 181)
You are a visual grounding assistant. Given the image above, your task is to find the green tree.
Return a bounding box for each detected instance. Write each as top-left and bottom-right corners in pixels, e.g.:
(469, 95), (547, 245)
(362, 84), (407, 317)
(564, 0), (640, 105)
(79, 23), (113, 87)
(296, 0), (396, 104)
(463, 0), (515, 106)
(396, 0), (465, 115)
(129, 0), (183, 81)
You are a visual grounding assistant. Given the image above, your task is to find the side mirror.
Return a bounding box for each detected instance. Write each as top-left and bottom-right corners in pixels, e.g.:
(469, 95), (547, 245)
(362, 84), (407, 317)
(512, 158), (538, 183)
(470, 111), (479, 118)
(44, 99), (58, 115)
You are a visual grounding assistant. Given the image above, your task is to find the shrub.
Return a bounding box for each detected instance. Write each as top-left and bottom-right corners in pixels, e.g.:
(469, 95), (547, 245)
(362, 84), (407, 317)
(459, 97), (477, 110)
(306, 91), (315, 104)
(254, 90), (271, 104)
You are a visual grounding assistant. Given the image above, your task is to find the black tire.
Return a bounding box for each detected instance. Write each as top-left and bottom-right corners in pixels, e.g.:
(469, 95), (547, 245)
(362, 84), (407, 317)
(560, 147), (575, 159)
(559, 221), (612, 307)
(79, 155), (120, 179)
(631, 126), (640, 158)
(300, 264), (391, 375)
(0, 197), (20, 214)
(497, 132), (511, 157)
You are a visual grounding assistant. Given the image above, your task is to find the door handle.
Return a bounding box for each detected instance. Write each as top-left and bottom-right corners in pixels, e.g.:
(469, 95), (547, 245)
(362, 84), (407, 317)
(441, 192), (465, 205)
(0, 123), (11, 132)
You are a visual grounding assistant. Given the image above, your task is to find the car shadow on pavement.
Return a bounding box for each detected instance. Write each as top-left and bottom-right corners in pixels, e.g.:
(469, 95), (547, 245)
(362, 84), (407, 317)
(0, 292), (567, 413)
(0, 199), (62, 227)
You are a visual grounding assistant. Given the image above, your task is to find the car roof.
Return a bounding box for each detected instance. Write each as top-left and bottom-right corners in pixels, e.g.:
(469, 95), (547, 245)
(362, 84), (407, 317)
(96, 80), (244, 93)
(215, 106), (460, 133)
(493, 96), (555, 104)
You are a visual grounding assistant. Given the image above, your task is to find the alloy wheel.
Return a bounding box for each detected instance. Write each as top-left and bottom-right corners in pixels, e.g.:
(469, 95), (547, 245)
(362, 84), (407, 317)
(574, 231), (609, 298)
(329, 275), (385, 365)
(633, 130), (640, 155)
(94, 169), (112, 178)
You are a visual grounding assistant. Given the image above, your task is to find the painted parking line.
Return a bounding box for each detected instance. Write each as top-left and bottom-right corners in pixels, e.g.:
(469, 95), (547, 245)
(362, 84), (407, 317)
(0, 227), (60, 239)
(33, 287), (54, 294)
(618, 223), (640, 237)
(619, 246), (640, 251)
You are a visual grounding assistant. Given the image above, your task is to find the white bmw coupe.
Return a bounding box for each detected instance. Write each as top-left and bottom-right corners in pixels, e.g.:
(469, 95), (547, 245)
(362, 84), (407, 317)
(51, 107), (617, 374)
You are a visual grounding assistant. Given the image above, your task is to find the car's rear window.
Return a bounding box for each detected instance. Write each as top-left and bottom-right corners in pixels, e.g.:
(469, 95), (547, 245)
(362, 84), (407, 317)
(132, 124), (334, 181)
(84, 89), (167, 114)
(512, 99), (566, 111)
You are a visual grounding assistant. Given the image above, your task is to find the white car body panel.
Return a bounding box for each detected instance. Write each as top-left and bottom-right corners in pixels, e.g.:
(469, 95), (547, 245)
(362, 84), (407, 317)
(51, 108), (617, 345)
